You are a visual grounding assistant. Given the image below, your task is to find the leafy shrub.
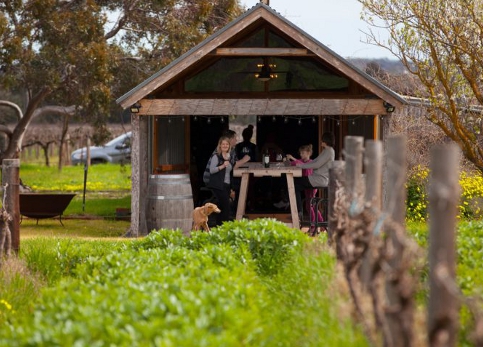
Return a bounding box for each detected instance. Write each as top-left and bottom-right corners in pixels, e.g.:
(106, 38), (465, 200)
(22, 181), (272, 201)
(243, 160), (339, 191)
(20, 238), (128, 284)
(134, 218), (307, 277)
(0, 220), (369, 346)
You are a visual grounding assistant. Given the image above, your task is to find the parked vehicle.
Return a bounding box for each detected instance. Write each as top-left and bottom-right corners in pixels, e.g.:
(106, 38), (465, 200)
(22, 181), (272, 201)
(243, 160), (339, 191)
(71, 132), (131, 165)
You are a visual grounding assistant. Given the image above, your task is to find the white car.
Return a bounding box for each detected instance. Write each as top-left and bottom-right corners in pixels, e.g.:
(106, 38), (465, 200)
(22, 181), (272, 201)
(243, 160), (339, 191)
(71, 132), (132, 165)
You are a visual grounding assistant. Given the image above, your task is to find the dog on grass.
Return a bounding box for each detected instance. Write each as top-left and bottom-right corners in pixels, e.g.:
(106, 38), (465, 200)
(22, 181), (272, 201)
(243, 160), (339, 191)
(192, 202), (221, 232)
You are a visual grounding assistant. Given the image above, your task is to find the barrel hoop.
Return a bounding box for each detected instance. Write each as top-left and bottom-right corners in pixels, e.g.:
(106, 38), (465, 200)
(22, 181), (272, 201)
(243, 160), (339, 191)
(149, 174), (189, 179)
(149, 181), (190, 185)
(148, 195), (193, 200)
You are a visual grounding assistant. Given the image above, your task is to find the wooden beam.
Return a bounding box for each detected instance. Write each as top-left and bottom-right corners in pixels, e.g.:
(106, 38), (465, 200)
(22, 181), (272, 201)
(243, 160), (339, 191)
(214, 47), (311, 56)
(137, 98), (387, 116)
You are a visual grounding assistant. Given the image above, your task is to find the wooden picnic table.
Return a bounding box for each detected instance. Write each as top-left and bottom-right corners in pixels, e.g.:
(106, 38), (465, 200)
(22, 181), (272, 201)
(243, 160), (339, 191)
(233, 162), (302, 228)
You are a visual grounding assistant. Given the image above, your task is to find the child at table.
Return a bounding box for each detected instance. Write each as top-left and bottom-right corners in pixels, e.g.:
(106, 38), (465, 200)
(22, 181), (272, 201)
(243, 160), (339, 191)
(286, 144), (323, 226)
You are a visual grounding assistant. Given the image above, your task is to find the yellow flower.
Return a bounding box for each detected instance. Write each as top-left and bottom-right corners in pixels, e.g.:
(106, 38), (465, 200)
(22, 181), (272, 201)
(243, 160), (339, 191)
(0, 299), (12, 311)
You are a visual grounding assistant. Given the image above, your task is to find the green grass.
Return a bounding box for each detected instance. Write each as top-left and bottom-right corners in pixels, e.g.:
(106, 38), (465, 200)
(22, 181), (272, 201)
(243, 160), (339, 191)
(19, 163), (131, 192)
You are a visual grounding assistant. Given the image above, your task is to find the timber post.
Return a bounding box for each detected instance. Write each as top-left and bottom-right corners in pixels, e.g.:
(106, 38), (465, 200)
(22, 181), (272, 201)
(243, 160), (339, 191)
(360, 140), (383, 289)
(384, 135), (413, 347)
(428, 144), (460, 346)
(328, 160), (345, 243)
(1, 159), (20, 254)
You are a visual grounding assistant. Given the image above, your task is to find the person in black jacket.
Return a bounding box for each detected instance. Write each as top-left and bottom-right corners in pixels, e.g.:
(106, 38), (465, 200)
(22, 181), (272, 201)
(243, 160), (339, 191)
(206, 136), (234, 226)
(235, 125), (257, 162)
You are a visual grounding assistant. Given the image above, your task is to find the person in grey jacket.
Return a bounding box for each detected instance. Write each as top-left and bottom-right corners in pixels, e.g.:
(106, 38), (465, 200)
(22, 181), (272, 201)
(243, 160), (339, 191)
(293, 132), (335, 219)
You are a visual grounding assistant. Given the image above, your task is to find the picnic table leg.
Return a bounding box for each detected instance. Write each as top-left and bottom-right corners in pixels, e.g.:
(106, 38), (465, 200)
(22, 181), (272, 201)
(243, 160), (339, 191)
(236, 172), (249, 220)
(286, 173), (299, 228)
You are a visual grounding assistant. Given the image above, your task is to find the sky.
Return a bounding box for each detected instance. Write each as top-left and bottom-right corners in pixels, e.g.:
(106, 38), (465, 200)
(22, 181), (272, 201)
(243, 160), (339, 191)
(240, 0), (392, 59)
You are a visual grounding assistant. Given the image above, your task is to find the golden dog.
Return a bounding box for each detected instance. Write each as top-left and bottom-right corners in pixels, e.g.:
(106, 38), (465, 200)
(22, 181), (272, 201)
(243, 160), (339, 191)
(192, 202), (221, 232)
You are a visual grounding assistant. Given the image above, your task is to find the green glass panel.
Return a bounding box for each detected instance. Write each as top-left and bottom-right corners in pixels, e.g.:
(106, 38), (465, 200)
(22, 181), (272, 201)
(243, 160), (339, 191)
(184, 57), (348, 92)
(235, 29), (265, 47)
(268, 57), (348, 91)
(268, 31), (295, 48)
(185, 57), (265, 92)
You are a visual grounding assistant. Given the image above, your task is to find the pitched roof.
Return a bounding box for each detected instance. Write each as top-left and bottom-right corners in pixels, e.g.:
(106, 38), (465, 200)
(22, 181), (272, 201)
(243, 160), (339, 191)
(117, 2), (405, 109)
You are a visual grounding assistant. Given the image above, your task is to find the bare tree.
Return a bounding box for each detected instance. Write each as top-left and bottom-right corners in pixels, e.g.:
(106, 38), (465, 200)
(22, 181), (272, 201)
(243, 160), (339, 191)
(359, 0), (483, 173)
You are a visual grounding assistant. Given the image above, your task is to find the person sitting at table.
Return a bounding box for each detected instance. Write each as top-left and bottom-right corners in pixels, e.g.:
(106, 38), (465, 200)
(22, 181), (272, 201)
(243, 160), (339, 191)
(235, 124), (258, 162)
(285, 144), (324, 224)
(293, 132), (335, 223)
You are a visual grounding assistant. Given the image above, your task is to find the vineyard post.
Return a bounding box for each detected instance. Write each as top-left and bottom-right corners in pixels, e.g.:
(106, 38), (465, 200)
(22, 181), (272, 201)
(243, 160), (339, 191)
(384, 135), (412, 347)
(1, 159), (20, 253)
(328, 160), (345, 243)
(360, 140), (383, 289)
(428, 144), (460, 346)
(344, 136), (364, 216)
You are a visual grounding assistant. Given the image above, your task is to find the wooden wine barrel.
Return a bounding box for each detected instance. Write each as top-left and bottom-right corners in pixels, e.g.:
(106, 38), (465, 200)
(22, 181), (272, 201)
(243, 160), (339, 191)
(145, 174), (194, 234)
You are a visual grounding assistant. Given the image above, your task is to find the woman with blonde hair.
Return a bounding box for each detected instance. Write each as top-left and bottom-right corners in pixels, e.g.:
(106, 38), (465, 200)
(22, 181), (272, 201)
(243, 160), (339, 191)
(206, 136), (235, 226)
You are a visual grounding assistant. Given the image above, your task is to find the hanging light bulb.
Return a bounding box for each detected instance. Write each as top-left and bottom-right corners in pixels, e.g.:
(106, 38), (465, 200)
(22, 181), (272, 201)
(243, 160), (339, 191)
(298, 118), (302, 125)
(352, 120), (355, 125)
(207, 117), (211, 124)
(272, 116), (276, 122)
(337, 121), (340, 126)
(257, 116), (261, 123)
(312, 117), (316, 123)
(194, 116), (198, 121)
(220, 117), (225, 124)
(284, 117), (289, 124)
(181, 116), (185, 122)
(168, 118), (172, 124)
(323, 117), (326, 122)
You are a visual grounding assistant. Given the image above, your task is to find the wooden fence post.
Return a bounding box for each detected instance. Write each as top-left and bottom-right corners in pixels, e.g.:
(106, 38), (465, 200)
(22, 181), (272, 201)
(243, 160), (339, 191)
(360, 140), (383, 288)
(344, 136), (364, 216)
(1, 159), (20, 254)
(328, 160), (345, 243)
(384, 135), (413, 347)
(428, 144), (460, 347)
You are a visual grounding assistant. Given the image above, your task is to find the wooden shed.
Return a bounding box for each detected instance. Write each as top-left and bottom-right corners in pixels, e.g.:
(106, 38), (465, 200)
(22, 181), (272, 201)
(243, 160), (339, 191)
(117, 2), (406, 236)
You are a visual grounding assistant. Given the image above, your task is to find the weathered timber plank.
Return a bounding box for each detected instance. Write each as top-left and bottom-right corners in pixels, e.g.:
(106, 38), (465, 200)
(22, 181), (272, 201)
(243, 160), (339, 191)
(137, 99), (386, 115)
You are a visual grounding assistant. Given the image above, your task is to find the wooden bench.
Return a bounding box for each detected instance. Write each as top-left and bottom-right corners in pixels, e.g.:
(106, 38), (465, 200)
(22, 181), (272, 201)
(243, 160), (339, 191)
(19, 193), (76, 226)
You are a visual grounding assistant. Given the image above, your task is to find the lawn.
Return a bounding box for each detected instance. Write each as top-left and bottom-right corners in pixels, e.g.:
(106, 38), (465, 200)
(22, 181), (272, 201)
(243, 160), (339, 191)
(1, 163), (132, 237)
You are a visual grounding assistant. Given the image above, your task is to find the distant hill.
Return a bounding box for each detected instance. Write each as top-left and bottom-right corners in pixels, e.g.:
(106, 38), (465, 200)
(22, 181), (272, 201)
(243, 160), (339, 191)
(347, 57), (408, 74)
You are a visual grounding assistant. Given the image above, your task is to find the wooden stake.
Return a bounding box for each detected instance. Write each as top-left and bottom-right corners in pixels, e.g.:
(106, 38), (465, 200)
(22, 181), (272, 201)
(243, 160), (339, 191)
(1, 159), (20, 254)
(428, 144), (460, 347)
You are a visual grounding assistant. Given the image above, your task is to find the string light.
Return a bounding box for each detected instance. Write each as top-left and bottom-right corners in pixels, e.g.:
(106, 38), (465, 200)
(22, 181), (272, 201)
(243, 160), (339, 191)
(168, 118), (172, 124)
(298, 118), (302, 125)
(272, 116), (276, 122)
(284, 117), (289, 123)
(207, 118), (211, 124)
(312, 117), (316, 123)
(257, 116), (261, 123)
(220, 117), (225, 124)
(194, 116), (198, 121)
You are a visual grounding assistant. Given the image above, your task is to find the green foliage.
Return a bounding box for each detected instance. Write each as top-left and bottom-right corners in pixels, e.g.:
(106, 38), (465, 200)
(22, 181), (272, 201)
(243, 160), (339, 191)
(0, 220), (368, 346)
(406, 166), (483, 222)
(135, 218), (307, 277)
(407, 220), (483, 346)
(19, 238), (129, 285)
(406, 166), (429, 222)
